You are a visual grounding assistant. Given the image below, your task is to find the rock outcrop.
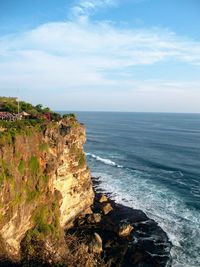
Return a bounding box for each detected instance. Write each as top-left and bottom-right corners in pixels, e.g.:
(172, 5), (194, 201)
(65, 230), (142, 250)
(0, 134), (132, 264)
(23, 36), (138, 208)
(70, 188), (172, 267)
(0, 117), (94, 263)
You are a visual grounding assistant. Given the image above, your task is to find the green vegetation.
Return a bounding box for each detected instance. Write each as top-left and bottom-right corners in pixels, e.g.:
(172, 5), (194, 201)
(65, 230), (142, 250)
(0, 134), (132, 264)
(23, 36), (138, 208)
(0, 126), (17, 145)
(78, 153), (86, 168)
(21, 200), (62, 262)
(28, 156), (40, 176)
(18, 159), (26, 174)
(0, 97), (79, 143)
(39, 142), (49, 153)
(34, 206), (53, 234)
(69, 144), (86, 168)
(10, 192), (22, 207)
(41, 175), (49, 184)
(0, 119), (45, 147)
(0, 172), (4, 186)
(26, 189), (41, 202)
(62, 113), (76, 119)
(31, 199), (61, 237)
(0, 160), (14, 186)
(0, 97), (18, 113)
(0, 97), (58, 118)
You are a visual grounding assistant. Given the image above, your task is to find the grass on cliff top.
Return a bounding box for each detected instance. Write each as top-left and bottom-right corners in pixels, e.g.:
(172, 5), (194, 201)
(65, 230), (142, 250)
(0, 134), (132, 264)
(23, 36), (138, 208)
(0, 97), (79, 142)
(0, 119), (45, 142)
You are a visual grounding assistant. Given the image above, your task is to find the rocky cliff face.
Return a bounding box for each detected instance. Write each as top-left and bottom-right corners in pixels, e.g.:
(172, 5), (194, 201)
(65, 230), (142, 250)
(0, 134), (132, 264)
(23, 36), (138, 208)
(0, 118), (94, 262)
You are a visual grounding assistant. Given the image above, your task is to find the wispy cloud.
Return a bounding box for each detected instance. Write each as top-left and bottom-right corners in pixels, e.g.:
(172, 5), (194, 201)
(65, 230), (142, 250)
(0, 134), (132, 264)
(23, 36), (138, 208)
(0, 21), (200, 88)
(0, 0), (200, 111)
(71, 0), (117, 21)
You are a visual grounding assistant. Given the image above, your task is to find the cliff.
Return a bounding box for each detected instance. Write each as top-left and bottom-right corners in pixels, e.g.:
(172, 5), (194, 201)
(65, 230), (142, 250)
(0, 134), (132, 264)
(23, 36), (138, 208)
(0, 117), (94, 263)
(0, 99), (172, 267)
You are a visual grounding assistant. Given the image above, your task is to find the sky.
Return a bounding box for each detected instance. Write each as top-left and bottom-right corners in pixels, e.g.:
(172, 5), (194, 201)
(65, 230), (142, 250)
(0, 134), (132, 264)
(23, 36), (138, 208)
(0, 0), (200, 112)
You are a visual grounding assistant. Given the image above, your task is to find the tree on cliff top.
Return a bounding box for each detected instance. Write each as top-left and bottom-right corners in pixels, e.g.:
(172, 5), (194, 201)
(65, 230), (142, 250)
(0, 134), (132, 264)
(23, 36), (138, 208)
(0, 97), (61, 120)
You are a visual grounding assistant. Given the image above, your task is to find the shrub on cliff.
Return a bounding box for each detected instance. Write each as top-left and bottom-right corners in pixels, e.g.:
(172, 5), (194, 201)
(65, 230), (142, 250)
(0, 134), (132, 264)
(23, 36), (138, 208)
(62, 113), (76, 119)
(0, 96), (61, 121)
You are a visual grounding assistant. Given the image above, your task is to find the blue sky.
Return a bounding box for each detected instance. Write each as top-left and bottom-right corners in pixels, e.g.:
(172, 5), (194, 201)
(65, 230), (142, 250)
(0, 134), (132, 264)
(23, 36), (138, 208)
(0, 0), (200, 112)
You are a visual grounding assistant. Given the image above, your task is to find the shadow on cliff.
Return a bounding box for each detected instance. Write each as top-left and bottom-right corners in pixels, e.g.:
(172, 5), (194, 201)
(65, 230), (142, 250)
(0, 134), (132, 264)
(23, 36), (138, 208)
(0, 260), (21, 267)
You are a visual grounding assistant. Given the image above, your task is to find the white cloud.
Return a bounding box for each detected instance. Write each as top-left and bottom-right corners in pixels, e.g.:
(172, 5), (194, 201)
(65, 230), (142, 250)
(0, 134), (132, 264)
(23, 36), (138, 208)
(0, 0), (200, 111)
(0, 20), (200, 90)
(71, 0), (117, 21)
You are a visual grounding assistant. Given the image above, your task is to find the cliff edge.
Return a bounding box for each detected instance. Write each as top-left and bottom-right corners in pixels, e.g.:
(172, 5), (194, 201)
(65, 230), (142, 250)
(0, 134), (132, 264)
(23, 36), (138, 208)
(0, 116), (94, 263)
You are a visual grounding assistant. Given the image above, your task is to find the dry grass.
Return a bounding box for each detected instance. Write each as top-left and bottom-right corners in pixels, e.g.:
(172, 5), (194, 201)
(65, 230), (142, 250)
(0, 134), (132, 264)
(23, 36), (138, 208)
(63, 233), (100, 267)
(20, 232), (104, 267)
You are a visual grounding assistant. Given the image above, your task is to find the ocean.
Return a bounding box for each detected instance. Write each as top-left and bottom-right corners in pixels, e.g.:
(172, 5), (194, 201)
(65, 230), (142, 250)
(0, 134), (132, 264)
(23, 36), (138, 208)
(66, 112), (200, 267)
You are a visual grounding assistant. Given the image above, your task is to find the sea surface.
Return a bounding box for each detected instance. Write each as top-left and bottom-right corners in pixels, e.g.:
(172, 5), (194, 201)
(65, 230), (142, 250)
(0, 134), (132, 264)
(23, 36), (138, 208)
(64, 112), (200, 267)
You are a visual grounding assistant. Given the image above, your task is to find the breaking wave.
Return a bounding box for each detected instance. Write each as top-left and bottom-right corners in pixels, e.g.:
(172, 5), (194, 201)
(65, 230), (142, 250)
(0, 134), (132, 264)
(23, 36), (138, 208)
(86, 153), (123, 168)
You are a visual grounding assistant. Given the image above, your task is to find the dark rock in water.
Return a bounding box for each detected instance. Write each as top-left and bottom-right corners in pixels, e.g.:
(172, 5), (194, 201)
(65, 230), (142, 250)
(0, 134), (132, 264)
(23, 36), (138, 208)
(69, 177), (172, 267)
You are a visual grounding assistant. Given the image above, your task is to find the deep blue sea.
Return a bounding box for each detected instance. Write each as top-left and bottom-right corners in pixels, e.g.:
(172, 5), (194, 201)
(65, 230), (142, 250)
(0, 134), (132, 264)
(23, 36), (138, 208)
(65, 112), (200, 267)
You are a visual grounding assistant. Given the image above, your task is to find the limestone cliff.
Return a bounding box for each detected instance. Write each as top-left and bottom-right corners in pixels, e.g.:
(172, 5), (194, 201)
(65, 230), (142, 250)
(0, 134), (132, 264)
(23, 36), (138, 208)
(0, 117), (94, 262)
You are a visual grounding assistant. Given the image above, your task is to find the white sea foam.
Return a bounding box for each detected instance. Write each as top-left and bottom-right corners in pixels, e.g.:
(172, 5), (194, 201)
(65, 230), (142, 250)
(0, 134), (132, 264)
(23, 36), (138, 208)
(86, 153), (123, 168)
(86, 152), (200, 266)
(91, 169), (200, 267)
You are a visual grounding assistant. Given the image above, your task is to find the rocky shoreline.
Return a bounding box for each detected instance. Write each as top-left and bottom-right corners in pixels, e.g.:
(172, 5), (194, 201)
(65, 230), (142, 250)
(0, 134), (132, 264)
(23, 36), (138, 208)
(69, 176), (172, 267)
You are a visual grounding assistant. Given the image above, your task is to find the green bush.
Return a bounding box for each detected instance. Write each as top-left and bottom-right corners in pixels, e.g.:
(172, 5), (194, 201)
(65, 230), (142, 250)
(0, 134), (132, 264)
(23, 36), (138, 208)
(51, 112), (61, 121)
(62, 113), (76, 119)
(0, 96), (61, 123)
(33, 204), (60, 236)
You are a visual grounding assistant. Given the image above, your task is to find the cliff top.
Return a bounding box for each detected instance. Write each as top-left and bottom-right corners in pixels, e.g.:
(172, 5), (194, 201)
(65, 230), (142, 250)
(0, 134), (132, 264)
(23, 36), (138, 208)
(0, 96), (77, 137)
(0, 96), (63, 120)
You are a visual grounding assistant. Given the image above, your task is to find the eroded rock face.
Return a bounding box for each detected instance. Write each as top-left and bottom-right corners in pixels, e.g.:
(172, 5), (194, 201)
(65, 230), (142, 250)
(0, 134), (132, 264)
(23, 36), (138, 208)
(45, 120), (94, 228)
(0, 118), (94, 261)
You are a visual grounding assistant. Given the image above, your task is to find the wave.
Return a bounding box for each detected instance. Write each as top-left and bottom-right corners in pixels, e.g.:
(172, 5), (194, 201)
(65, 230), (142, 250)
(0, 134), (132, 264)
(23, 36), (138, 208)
(86, 152), (184, 180)
(86, 153), (123, 168)
(92, 171), (200, 267)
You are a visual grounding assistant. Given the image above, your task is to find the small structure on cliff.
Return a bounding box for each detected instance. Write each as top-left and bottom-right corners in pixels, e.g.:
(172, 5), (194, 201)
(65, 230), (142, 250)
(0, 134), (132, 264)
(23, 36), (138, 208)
(0, 111), (19, 121)
(20, 111), (30, 118)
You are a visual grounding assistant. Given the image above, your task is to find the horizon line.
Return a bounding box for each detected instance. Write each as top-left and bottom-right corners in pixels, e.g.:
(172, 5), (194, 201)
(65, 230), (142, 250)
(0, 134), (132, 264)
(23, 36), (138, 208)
(56, 110), (200, 114)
